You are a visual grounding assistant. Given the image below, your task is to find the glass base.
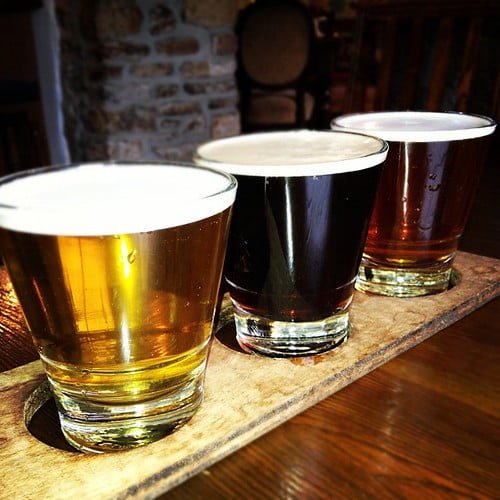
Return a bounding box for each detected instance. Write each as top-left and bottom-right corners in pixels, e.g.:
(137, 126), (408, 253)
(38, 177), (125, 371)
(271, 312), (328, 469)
(53, 375), (204, 453)
(233, 303), (349, 358)
(356, 262), (452, 297)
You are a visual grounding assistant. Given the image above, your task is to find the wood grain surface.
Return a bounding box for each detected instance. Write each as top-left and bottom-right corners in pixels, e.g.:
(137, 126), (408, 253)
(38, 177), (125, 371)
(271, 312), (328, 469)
(0, 251), (498, 499)
(167, 297), (500, 499)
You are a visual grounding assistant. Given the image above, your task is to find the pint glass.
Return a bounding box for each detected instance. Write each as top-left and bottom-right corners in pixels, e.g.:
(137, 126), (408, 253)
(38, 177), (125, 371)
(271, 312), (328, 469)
(0, 162), (236, 452)
(332, 111), (496, 297)
(195, 130), (388, 357)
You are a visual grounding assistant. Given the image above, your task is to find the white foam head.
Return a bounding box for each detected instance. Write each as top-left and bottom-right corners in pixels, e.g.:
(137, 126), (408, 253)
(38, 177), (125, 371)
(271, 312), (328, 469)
(194, 130), (388, 177)
(332, 111), (496, 142)
(0, 163), (237, 236)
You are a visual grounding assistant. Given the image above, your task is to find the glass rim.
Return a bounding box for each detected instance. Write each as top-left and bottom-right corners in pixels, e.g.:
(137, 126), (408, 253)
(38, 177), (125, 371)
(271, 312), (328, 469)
(331, 111), (497, 143)
(0, 161), (238, 236)
(194, 130), (389, 177)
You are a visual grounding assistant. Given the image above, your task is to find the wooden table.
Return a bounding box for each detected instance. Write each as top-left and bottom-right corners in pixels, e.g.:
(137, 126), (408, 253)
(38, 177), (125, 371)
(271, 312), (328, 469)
(168, 295), (500, 499)
(1, 167), (499, 498)
(1, 263), (498, 499)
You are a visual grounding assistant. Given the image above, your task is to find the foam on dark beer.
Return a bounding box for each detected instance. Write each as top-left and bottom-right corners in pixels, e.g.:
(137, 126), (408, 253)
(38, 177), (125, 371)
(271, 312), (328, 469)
(195, 130), (388, 177)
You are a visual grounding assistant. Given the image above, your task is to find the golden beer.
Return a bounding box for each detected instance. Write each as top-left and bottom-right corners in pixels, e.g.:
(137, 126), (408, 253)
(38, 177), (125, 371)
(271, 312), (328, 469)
(0, 163), (236, 452)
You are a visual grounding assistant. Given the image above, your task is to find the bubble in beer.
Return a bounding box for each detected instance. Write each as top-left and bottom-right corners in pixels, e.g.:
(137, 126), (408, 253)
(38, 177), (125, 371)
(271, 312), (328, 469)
(127, 250), (137, 264)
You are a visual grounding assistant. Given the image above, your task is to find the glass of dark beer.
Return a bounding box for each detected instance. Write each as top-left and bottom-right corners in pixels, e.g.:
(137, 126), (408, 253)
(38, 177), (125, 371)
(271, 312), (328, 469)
(332, 111), (496, 297)
(195, 130), (388, 357)
(0, 162), (236, 452)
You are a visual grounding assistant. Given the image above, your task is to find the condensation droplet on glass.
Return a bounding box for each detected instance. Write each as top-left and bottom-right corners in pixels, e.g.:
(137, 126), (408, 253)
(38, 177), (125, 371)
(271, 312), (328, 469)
(428, 184), (441, 192)
(429, 173), (437, 180)
(113, 234), (120, 240)
(127, 249), (137, 264)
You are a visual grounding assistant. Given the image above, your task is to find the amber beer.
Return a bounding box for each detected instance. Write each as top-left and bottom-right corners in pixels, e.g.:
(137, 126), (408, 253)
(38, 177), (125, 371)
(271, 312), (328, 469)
(332, 111), (496, 296)
(0, 163), (236, 452)
(195, 131), (388, 357)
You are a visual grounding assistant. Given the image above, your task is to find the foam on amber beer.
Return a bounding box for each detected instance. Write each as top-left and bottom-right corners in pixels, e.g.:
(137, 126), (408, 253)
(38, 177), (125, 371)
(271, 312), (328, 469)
(0, 163), (235, 235)
(333, 111), (496, 142)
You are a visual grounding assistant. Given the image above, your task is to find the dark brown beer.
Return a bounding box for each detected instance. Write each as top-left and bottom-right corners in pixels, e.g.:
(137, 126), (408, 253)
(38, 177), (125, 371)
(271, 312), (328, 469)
(226, 168), (382, 322)
(195, 130), (388, 356)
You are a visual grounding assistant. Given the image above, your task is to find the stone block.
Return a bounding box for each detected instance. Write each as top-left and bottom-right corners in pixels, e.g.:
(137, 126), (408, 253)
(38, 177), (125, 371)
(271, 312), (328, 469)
(85, 136), (144, 161)
(211, 113), (240, 138)
(84, 108), (133, 134)
(106, 139), (145, 161)
(96, 0), (143, 37)
(209, 61), (236, 77)
(158, 115), (206, 138)
(180, 61), (210, 77)
(130, 62), (174, 78)
(158, 119), (181, 139)
(103, 83), (152, 103)
(152, 143), (197, 162)
(156, 36), (199, 56)
(185, 115), (206, 135)
(131, 106), (156, 131)
(155, 84), (180, 99)
(209, 97), (238, 110)
(184, 0), (237, 28)
(158, 101), (202, 115)
(212, 33), (237, 55)
(184, 79), (236, 95)
(181, 61), (235, 78)
(149, 4), (176, 35)
(86, 138), (145, 161)
(99, 40), (150, 60)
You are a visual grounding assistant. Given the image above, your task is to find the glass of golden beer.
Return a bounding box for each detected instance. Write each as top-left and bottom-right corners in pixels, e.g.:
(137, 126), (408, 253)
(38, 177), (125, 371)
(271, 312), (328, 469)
(332, 111), (496, 297)
(0, 162), (236, 452)
(195, 130), (388, 357)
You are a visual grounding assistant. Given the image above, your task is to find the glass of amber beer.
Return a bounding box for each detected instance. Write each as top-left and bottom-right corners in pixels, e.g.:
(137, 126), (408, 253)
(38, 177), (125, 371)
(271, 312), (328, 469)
(0, 162), (236, 452)
(332, 111), (496, 297)
(195, 130), (388, 357)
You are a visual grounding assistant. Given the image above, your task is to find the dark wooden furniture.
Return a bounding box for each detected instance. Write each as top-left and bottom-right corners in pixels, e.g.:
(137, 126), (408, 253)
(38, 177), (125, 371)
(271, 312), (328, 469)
(235, 0), (317, 131)
(344, 0), (500, 113)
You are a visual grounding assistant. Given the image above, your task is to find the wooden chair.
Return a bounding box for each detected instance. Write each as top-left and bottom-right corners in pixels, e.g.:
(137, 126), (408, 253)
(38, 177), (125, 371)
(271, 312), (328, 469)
(235, 0), (317, 132)
(343, 0), (500, 113)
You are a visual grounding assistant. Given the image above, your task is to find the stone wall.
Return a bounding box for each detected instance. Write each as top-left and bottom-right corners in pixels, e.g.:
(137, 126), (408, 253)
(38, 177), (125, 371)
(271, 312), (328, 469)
(55, 0), (240, 162)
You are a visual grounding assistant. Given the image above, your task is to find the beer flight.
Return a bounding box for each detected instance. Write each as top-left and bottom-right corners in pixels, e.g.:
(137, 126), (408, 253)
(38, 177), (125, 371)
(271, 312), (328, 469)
(0, 111), (495, 452)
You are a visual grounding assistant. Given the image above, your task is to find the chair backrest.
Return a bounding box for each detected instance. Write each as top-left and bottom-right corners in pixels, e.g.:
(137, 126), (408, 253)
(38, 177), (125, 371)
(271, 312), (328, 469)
(344, 0), (499, 113)
(236, 0), (314, 89)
